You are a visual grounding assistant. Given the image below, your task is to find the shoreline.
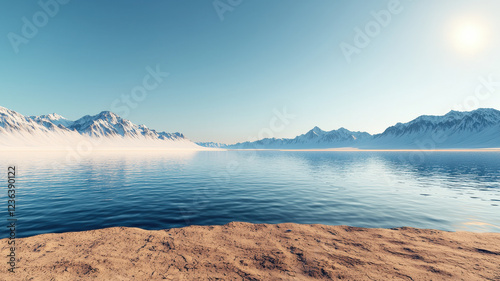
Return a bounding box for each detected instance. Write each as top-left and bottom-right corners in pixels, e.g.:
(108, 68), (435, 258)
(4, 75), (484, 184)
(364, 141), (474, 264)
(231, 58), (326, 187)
(2, 222), (500, 280)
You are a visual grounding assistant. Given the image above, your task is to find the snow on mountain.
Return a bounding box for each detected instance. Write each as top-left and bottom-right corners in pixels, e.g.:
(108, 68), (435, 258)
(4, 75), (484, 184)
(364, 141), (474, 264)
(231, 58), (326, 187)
(0, 106), (205, 150)
(68, 111), (185, 141)
(229, 127), (372, 149)
(227, 108), (500, 149)
(370, 108), (500, 148)
(196, 142), (229, 148)
(1, 106), (56, 133)
(29, 113), (74, 128)
(2, 106), (500, 150)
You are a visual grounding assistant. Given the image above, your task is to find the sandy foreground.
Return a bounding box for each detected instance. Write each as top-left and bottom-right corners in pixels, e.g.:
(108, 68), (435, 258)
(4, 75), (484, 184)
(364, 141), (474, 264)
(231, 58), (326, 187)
(1, 222), (500, 280)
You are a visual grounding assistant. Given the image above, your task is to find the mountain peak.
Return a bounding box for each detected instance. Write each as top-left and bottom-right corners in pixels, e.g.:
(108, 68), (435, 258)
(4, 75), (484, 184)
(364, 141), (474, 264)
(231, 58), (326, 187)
(0, 106), (194, 149)
(48, 113), (64, 119)
(39, 113), (66, 120)
(445, 110), (460, 115)
(97, 111), (119, 118)
(0, 106), (16, 115)
(447, 108), (499, 115)
(311, 126), (323, 133)
(471, 108), (500, 114)
(29, 112), (73, 128)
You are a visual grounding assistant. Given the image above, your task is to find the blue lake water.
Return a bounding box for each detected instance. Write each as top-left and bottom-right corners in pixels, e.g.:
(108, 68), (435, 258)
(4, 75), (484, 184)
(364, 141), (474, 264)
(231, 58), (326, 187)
(2, 150), (500, 238)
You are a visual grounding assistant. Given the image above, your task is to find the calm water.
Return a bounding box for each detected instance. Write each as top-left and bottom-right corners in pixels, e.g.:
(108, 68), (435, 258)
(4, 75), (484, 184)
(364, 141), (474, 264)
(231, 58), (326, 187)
(1, 150), (500, 238)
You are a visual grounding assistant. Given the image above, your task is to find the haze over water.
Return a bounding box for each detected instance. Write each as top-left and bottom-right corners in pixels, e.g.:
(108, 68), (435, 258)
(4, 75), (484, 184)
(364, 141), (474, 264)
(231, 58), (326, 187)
(2, 150), (500, 238)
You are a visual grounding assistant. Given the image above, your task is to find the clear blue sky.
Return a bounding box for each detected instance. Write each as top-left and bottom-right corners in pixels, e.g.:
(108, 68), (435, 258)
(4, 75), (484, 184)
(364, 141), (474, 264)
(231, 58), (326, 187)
(1, 0), (500, 143)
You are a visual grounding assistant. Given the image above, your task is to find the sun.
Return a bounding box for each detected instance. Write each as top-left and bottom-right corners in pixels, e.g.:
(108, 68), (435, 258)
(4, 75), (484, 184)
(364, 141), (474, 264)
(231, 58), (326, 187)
(452, 21), (487, 53)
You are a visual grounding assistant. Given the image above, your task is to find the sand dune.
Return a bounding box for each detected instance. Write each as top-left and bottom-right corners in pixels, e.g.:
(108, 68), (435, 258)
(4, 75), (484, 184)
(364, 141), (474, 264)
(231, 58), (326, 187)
(2, 222), (500, 280)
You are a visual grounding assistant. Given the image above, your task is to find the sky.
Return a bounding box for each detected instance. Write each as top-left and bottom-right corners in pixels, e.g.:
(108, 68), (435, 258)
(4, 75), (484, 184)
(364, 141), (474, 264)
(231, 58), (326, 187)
(1, 0), (500, 143)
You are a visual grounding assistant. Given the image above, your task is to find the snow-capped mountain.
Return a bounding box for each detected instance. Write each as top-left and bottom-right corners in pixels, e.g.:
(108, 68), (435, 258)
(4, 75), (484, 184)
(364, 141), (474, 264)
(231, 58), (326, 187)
(227, 108), (500, 149)
(228, 127), (372, 149)
(2, 106), (500, 150)
(196, 142), (229, 148)
(29, 113), (73, 128)
(68, 111), (185, 141)
(369, 108), (500, 148)
(0, 106), (205, 150)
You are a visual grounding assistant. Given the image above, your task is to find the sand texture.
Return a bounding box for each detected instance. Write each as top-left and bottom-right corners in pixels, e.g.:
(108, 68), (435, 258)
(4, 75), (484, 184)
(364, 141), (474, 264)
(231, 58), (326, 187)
(1, 222), (500, 280)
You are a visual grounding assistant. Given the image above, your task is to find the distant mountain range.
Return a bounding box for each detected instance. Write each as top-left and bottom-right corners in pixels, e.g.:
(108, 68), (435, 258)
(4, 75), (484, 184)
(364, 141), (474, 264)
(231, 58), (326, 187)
(0, 106), (202, 150)
(199, 108), (500, 149)
(2, 106), (500, 150)
(195, 142), (228, 148)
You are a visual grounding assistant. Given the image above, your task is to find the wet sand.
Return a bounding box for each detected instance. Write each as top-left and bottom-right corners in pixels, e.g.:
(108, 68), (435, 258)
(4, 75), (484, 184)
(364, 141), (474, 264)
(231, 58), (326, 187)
(2, 222), (500, 280)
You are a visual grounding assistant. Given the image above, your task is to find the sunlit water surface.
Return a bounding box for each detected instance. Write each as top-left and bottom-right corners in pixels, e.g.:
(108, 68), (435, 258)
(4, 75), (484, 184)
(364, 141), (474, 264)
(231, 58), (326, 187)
(1, 150), (500, 238)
